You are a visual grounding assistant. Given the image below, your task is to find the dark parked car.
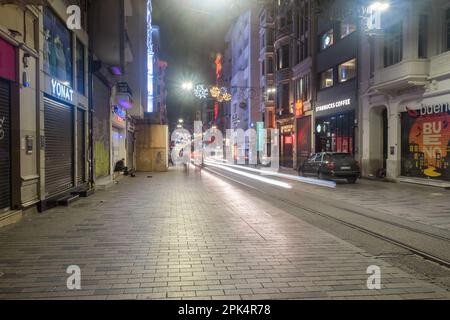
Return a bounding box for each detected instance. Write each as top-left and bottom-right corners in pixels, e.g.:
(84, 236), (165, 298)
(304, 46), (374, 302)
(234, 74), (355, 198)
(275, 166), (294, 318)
(298, 152), (361, 184)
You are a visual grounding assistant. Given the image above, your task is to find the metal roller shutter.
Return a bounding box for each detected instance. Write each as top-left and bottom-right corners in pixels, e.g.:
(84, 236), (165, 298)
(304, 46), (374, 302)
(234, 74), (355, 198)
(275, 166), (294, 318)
(0, 79), (11, 211)
(76, 108), (85, 185)
(127, 131), (134, 170)
(44, 99), (74, 197)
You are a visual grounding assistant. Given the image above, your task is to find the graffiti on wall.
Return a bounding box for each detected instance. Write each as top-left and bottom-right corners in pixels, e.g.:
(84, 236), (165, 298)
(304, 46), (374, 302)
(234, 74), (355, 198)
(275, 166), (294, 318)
(94, 141), (110, 178)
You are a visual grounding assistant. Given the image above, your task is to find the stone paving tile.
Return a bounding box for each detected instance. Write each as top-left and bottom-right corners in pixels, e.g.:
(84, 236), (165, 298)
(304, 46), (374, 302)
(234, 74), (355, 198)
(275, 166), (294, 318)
(0, 168), (448, 300)
(280, 168), (450, 231)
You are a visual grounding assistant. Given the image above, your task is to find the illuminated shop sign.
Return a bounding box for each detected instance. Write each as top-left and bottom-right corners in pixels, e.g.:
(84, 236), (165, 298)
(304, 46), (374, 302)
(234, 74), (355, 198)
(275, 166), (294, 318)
(406, 103), (450, 118)
(51, 79), (73, 103)
(112, 105), (126, 125)
(316, 98), (351, 112)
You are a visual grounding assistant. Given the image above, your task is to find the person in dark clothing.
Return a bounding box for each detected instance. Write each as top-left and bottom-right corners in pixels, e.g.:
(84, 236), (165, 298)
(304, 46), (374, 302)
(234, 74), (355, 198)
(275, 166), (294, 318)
(113, 158), (128, 182)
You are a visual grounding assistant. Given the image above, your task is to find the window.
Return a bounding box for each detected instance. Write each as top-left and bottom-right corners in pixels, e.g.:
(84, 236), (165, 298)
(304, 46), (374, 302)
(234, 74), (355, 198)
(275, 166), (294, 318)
(43, 7), (73, 85)
(267, 57), (274, 73)
(295, 74), (310, 103)
(418, 15), (428, 58)
(320, 69), (334, 89)
(277, 44), (290, 69)
(316, 113), (355, 154)
(260, 32), (265, 49)
(338, 58), (356, 83)
(320, 29), (333, 50)
(341, 18), (356, 39)
(446, 9), (450, 51)
(261, 60), (265, 76)
(267, 30), (274, 45)
(277, 83), (290, 115)
(384, 22), (403, 67)
(76, 39), (85, 95)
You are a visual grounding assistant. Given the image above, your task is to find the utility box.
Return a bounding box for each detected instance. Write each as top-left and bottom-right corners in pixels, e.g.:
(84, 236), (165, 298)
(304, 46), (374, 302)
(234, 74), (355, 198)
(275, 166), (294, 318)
(135, 123), (168, 172)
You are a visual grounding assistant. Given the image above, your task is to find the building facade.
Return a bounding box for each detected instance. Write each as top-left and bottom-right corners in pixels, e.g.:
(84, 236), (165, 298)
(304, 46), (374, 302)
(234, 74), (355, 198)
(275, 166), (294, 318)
(0, 3), (41, 226)
(90, 0), (150, 189)
(225, 5), (260, 131)
(259, 3), (276, 130)
(361, 0), (450, 183)
(314, 0), (359, 162)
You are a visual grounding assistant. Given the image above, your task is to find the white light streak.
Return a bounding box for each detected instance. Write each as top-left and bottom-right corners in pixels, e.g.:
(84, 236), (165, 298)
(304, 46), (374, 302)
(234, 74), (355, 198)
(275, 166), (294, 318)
(204, 160), (293, 189)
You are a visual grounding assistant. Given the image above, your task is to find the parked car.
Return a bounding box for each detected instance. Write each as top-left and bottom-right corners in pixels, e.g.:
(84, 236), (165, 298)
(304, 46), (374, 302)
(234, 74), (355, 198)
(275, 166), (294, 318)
(298, 152), (361, 184)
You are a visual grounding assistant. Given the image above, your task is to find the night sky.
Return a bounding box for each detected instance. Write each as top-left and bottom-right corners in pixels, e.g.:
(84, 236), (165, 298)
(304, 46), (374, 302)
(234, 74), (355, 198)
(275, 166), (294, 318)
(152, 0), (251, 125)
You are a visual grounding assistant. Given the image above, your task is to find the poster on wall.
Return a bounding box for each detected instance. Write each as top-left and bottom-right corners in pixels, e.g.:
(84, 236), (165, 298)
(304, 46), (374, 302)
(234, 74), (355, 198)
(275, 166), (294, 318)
(401, 105), (450, 181)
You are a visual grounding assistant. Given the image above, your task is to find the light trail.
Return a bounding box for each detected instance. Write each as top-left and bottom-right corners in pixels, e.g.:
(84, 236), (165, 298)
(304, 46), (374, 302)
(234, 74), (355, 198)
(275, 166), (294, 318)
(204, 160), (293, 189)
(203, 159), (336, 188)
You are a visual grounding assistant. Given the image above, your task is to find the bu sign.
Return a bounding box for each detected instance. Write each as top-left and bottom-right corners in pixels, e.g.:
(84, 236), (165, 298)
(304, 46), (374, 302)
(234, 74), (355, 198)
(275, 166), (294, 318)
(51, 79), (73, 102)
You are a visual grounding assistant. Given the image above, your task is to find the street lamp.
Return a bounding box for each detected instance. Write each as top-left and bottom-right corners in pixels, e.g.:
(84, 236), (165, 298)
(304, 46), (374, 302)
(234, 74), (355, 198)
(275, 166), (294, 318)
(369, 2), (390, 12)
(181, 81), (193, 91)
(178, 118), (184, 124)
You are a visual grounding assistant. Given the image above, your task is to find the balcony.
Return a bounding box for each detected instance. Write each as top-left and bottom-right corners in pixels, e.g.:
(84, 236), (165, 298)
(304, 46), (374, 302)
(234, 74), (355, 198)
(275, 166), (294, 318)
(372, 59), (430, 90)
(430, 51), (450, 80)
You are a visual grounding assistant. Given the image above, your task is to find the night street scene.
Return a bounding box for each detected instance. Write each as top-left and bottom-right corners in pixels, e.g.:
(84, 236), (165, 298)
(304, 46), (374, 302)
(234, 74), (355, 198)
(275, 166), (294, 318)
(0, 0), (449, 310)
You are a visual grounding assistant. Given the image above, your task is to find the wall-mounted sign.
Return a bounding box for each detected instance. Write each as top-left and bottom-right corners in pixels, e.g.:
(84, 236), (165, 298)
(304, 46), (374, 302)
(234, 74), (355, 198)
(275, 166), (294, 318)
(281, 124), (293, 134)
(112, 105), (126, 127)
(406, 103), (450, 118)
(316, 98), (351, 113)
(295, 100), (303, 118)
(51, 79), (73, 103)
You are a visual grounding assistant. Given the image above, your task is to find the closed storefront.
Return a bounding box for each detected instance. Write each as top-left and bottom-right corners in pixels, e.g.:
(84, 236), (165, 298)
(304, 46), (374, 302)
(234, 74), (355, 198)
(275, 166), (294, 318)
(127, 122), (135, 171)
(280, 123), (294, 168)
(112, 105), (127, 168)
(0, 36), (16, 213)
(0, 79), (11, 212)
(401, 100), (450, 181)
(93, 75), (110, 179)
(44, 98), (74, 197)
(296, 115), (311, 166)
(76, 108), (86, 185)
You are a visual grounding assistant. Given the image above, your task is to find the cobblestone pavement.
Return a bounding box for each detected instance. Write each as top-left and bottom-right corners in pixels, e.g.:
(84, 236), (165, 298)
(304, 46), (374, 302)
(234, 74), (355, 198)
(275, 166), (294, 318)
(0, 168), (449, 300)
(281, 168), (450, 231)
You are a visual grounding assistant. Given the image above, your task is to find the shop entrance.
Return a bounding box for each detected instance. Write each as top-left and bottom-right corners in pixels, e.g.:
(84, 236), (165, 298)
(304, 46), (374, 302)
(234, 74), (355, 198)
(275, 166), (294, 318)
(112, 127), (126, 168)
(368, 106), (388, 175)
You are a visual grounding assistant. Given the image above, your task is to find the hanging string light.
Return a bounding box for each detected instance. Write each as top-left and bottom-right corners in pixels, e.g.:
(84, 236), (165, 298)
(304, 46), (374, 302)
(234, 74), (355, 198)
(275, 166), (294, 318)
(194, 85), (209, 99)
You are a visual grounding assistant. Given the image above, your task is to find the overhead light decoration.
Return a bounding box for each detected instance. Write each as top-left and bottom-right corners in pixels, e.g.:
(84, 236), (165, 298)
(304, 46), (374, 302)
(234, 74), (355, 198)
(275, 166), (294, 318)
(210, 86), (220, 98)
(194, 85), (209, 99)
(223, 93), (232, 102)
(193, 84), (232, 101)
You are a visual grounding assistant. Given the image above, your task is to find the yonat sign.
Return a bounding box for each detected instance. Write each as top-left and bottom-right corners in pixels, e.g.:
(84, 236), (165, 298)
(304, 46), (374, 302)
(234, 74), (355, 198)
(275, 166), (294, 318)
(316, 98), (351, 112)
(51, 79), (74, 103)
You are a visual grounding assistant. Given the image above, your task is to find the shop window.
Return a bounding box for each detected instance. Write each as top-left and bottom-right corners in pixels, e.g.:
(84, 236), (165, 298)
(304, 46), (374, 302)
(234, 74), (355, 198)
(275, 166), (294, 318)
(384, 21), (403, 67)
(338, 58), (356, 83)
(76, 39), (85, 95)
(320, 68), (334, 89)
(316, 113), (354, 154)
(43, 7), (73, 85)
(320, 29), (333, 51)
(341, 18), (356, 39)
